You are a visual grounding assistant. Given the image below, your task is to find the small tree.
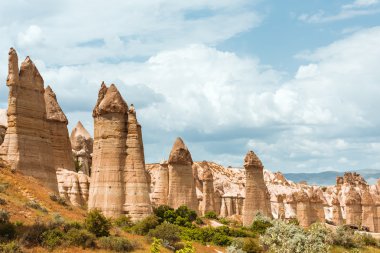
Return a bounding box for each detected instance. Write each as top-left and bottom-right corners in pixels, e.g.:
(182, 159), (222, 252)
(150, 237), (162, 253)
(84, 209), (111, 237)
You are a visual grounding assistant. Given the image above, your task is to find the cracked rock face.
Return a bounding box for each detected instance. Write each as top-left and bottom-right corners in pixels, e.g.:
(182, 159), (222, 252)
(70, 121), (93, 176)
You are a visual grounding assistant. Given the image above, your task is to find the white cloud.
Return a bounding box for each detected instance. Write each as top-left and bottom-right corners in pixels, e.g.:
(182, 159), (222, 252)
(299, 0), (380, 23)
(17, 25), (43, 48)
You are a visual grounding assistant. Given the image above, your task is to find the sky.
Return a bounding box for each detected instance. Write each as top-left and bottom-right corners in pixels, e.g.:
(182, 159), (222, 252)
(0, 0), (379, 173)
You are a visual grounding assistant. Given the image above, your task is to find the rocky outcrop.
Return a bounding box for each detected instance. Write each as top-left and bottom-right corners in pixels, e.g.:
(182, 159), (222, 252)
(70, 121), (93, 176)
(57, 169), (90, 206)
(361, 189), (376, 231)
(44, 86), (75, 171)
(151, 161), (169, 206)
(167, 137), (198, 212)
(123, 104), (152, 221)
(88, 83), (152, 220)
(88, 83), (128, 217)
(0, 109), (7, 145)
(331, 194), (343, 226)
(345, 186), (362, 226)
(243, 150), (272, 226)
(0, 48), (58, 191)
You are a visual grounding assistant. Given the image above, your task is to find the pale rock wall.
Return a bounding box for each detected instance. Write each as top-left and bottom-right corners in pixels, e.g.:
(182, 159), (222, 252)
(70, 121), (93, 176)
(151, 161), (169, 206)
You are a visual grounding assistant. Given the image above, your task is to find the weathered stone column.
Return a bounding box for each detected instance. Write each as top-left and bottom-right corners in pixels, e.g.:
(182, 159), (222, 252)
(123, 104), (152, 221)
(167, 137), (198, 212)
(200, 162), (215, 215)
(295, 191), (312, 227)
(0, 48), (57, 191)
(88, 83), (127, 218)
(345, 187), (362, 227)
(70, 121), (93, 176)
(242, 150), (272, 226)
(151, 160), (169, 206)
(361, 189), (375, 231)
(44, 86), (75, 171)
(331, 195), (343, 226)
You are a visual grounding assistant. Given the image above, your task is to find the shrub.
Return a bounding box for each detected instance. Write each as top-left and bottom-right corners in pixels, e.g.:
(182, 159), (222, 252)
(49, 193), (68, 206)
(331, 225), (358, 248)
(0, 223), (16, 241)
(0, 198), (6, 205)
(113, 215), (133, 229)
(84, 209), (111, 237)
(204, 211), (218, 219)
(250, 213), (272, 235)
(195, 217), (204, 225)
(131, 215), (159, 235)
(356, 232), (379, 247)
(148, 222), (181, 245)
(287, 218), (299, 226)
(98, 236), (135, 252)
(41, 228), (64, 250)
(153, 205), (174, 222)
(0, 209), (10, 223)
(212, 233), (232, 246)
(226, 244), (246, 253)
(0, 241), (23, 253)
(176, 241), (195, 253)
(63, 221), (82, 232)
(219, 217), (230, 225)
(0, 183), (9, 193)
(26, 200), (48, 213)
(242, 238), (262, 253)
(175, 205), (197, 223)
(20, 221), (49, 247)
(150, 237), (162, 253)
(65, 228), (96, 248)
(261, 220), (329, 253)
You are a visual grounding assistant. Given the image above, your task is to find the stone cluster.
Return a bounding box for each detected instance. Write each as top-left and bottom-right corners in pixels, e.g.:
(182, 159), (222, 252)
(88, 83), (152, 221)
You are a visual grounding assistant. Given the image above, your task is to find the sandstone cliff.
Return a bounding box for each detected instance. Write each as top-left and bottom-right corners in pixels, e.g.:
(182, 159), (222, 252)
(70, 121), (93, 176)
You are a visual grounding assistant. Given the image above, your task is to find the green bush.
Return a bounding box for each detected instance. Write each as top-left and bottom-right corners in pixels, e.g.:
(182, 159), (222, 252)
(287, 218), (300, 226)
(212, 233), (232, 246)
(0, 223), (16, 241)
(204, 211), (218, 219)
(250, 213), (272, 235)
(175, 241), (195, 253)
(41, 228), (64, 250)
(0, 209), (10, 223)
(49, 193), (68, 206)
(20, 221), (49, 247)
(331, 225), (358, 248)
(261, 220), (330, 253)
(113, 215), (133, 229)
(63, 221), (82, 232)
(131, 215), (159, 235)
(0, 241), (23, 253)
(242, 238), (262, 253)
(65, 228), (96, 248)
(175, 206), (197, 223)
(26, 200), (48, 213)
(195, 217), (204, 225)
(148, 222), (181, 245)
(98, 236), (135, 252)
(180, 226), (233, 246)
(84, 209), (111, 237)
(357, 232), (379, 247)
(153, 205), (174, 222)
(150, 237), (162, 253)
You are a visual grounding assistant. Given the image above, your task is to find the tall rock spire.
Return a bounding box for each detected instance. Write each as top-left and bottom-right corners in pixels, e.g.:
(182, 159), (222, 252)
(44, 85), (74, 171)
(0, 49), (57, 191)
(123, 104), (152, 221)
(88, 83), (128, 218)
(70, 121), (93, 176)
(242, 150), (272, 226)
(167, 137), (198, 212)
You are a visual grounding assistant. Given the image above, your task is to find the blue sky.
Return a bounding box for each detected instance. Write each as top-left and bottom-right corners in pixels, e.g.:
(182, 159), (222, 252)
(0, 0), (379, 172)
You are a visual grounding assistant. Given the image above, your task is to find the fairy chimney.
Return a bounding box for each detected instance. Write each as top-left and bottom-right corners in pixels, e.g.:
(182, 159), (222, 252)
(200, 161), (215, 215)
(167, 137), (198, 212)
(345, 187), (362, 226)
(44, 86), (75, 171)
(294, 190), (312, 227)
(70, 121), (93, 176)
(242, 150), (272, 226)
(88, 83), (128, 217)
(0, 48), (58, 191)
(361, 189), (376, 231)
(123, 104), (152, 221)
(331, 194), (343, 226)
(151, 160), (169, 206)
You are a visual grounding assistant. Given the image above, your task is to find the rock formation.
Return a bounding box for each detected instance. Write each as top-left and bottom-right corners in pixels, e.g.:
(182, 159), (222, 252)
(123, 104), (152, 221)
(167, 137), (198, 212)
(0, 109), (7, 145)
(44, 86), (75, 171)
(70, 121), (93, 176)
(88, 83), (129, 217)
(242, 150), (272, 226)
(200, 162), (215, 215)
(88, 83), (152, 220)
(361, 189), (376, 231)
(0, 48), (58, 191)
(345, 186), (362, 226)
(151, 161), (169, 206)
(57, 169), (90, 206)
(294, 190), (312, 227)
(331, 194), (343, 226)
